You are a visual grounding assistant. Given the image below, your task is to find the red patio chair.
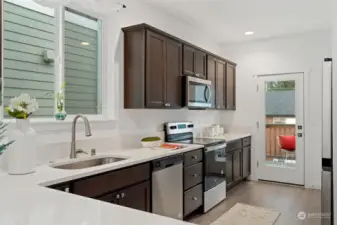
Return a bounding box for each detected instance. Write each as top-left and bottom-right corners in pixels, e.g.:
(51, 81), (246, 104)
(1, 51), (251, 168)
(277, 135), (296, 162)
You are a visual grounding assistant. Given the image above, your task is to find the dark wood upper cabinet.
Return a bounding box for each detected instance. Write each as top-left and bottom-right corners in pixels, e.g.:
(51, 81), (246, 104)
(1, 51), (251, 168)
(165, 39), (183, 108)
(194, 50), (206, 79)
(183, 45), (195, 76)
(123, 26), (183, 109)
(183, 45), (206, 79)
(215, 61), (226, 109)
(207, 56), (216, 108)
(146, 31), (166, 108)
(123, 23), (236, 109)
(226, 63), (236, 110)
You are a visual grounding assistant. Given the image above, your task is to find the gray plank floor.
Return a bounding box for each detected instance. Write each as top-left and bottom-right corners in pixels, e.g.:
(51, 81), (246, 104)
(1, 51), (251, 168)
(189, 181), (321, 225)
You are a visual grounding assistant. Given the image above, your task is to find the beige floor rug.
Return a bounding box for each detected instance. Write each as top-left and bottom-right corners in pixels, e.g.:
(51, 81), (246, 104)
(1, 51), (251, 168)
(211, 203), (280, 225)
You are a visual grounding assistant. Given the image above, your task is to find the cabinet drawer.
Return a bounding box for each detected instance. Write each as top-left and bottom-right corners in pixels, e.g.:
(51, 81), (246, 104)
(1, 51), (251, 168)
(184, 184), (203, 217)
(226, 139), (242, 152)
(184, 162), (203, 190)
(242, 137), (251, 147)
(184, 149), (203, 166)
(73, 163), (150, 198)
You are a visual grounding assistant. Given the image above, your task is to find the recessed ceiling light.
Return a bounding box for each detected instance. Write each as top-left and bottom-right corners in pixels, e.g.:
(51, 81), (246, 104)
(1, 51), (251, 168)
(244, 31), (254, 36)
(81, 42), (90, 46)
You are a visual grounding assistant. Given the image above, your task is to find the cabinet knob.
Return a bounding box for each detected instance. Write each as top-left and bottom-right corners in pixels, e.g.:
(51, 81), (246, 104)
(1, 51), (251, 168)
(64, 187), (70, 193)
(192, 174), (198, 178)
(121, 193), (125, 198)
(192, 197), (198, 201)
(192, 156), (198, 160)
(165, 103), (171, 107)
(116, 194), (120, 199)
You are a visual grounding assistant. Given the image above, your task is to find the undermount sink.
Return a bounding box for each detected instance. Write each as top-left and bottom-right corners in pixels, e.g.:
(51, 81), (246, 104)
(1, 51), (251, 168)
(51, 157), (127, 170)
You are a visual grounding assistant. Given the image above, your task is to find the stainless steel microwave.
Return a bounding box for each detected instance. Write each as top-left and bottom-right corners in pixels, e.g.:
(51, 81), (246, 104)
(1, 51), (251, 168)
(185, 76), (212, 108)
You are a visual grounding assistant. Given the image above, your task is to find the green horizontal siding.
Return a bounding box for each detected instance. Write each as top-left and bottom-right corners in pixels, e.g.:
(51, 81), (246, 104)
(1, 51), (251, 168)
(3, 2), (55, 118)
(4, 2), (54, 25)
(65, 20), (98, 115)
(3, 2), (100, 117)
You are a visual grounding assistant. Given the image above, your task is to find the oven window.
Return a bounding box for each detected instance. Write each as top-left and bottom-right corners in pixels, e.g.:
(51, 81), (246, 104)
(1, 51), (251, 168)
(189, 81), (208, 103)
(205, 149), (226, 191)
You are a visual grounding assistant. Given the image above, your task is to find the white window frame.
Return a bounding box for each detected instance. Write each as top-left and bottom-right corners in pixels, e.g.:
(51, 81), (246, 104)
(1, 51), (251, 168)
(2, 1), (115, 124)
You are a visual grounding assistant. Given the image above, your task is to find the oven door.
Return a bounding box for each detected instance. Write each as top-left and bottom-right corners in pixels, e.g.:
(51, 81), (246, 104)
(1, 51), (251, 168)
(186, 76), (212, 108)
(204, 143), (227, 191)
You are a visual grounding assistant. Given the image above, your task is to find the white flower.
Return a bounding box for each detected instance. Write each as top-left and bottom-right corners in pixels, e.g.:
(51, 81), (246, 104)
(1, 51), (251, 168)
(8, 93), (39, 115)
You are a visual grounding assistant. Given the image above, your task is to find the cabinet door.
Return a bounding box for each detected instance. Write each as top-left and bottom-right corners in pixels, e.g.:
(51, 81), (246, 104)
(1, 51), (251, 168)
(118, 181), (151, 212)
(50, 183), (71, 193)
(216, 61), (226, 109)
(242, 147), (251, 178)
(194, 50), (206, 79)
(98, 192), (119, 205)
(166, 39), (183, 108)
(207, 56), (216, 108)
(146, 31), (166, 108)
(233, 149), (242, 182)
(226, 63), (236, 110)
(226, 152), (233, 187)
(183, 45), (195, 75)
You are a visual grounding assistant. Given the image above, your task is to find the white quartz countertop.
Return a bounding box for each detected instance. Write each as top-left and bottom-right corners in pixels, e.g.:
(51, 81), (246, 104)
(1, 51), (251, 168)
(0, 144), (203, 225)
(202, 132), (251, 142)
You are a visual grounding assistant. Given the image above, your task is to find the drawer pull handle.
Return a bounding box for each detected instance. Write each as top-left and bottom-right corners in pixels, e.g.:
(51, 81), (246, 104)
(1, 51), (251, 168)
(116, 194), (120, 199)
(192, 174), (198, 178)
(64, 187), (70, 193)
(121, 193), (125, 198)
(192, 156), (198, 160)
(192, 197), (198, 201)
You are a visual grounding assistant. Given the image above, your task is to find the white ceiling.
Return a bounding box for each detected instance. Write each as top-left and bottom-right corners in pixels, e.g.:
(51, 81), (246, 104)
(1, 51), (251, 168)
(141, 0), (332, 45)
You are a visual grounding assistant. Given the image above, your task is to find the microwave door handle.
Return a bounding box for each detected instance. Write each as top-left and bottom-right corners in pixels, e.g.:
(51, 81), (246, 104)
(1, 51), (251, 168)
(206, 85), (212, 103)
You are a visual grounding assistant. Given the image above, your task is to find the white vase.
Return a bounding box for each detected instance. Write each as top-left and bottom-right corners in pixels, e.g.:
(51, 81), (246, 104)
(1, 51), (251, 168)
(7, 118), (37, 175)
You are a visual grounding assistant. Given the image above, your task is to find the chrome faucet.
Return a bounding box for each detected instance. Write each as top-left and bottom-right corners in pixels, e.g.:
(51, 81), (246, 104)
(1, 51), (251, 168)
(70, 115), (92, 158)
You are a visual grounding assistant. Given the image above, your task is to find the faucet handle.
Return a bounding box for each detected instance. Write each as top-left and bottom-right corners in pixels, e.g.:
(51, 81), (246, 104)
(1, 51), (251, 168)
(75, 149), (88, 155)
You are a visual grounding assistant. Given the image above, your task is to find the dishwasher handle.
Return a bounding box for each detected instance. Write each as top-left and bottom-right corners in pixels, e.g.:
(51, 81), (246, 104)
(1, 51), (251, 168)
(152, 154), (183, 172)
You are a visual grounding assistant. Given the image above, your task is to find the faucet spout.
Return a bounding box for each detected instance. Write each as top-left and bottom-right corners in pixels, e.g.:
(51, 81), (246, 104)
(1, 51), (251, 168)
(70, 115), (92, 158)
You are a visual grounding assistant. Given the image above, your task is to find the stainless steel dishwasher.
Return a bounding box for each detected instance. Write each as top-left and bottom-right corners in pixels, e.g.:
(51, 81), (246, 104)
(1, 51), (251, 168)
(152, 154), (183, 220)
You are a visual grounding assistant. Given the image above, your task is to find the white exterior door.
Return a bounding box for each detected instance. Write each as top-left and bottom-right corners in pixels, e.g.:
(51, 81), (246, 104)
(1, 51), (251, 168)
(256, 73), (305, 185)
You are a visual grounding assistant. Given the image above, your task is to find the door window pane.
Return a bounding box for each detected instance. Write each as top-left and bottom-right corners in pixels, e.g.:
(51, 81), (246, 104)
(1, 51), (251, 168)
(265, 80), (296, 168)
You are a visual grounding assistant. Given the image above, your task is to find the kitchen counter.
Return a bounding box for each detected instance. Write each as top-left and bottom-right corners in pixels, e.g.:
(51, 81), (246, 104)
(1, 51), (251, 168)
(0, 144), (203, 225)
(202, 132), (251, 142)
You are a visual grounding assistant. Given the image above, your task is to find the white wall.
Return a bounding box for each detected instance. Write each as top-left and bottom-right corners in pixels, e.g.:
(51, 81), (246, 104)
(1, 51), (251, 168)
(221, 30), (332, 189)
(0, 1), (224, 166)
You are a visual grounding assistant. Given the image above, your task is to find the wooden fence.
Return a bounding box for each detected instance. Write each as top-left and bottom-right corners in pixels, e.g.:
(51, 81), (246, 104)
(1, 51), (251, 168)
(265, 120), (295, 157)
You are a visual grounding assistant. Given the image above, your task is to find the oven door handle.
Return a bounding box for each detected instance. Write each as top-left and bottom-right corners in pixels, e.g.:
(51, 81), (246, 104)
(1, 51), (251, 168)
(205, 143), (227, 152)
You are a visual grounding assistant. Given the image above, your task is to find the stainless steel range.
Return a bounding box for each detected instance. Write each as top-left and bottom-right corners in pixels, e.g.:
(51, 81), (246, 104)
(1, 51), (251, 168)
(164, 122), (227, 212)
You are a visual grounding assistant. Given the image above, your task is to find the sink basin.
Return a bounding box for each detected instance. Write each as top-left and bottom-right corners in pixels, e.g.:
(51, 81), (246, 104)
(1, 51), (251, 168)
(51, 157), (127, 170)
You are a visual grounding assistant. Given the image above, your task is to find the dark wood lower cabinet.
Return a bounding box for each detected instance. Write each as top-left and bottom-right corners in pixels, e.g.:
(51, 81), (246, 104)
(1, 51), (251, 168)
(226, 152), (234, 187)
(98, 181), (150, 212)
(233, 149), (242, 182)
(226, 137), (252, 191)
(118, 181), (150, 212)
(242, 147), (251, 178)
